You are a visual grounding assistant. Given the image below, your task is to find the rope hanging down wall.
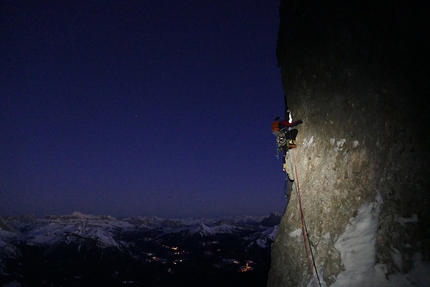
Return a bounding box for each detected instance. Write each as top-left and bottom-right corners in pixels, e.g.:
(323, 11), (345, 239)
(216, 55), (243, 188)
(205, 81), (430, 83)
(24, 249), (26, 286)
(289, 144), (322, 287)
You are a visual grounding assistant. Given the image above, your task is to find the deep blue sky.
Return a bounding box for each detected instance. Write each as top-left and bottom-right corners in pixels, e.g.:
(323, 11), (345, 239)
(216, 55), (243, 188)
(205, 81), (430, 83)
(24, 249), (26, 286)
(1, 0), (286, 219)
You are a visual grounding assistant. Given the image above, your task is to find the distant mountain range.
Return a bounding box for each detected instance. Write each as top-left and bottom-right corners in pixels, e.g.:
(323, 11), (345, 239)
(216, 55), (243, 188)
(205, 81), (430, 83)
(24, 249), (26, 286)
(0, 212), (281, 287)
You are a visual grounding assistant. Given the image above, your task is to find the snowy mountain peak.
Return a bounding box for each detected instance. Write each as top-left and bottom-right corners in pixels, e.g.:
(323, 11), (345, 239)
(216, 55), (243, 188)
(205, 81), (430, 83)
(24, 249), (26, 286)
(190, 223), (214, 236)
(0, 216), (16, 232)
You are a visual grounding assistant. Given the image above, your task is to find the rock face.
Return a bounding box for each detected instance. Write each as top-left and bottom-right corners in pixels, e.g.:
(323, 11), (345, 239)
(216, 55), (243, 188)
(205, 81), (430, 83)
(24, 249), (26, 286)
(268, 1), (430, 286)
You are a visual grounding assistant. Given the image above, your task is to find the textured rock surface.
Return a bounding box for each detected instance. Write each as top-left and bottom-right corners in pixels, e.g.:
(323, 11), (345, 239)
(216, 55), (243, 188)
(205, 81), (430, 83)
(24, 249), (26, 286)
(268, 1), (430, 286)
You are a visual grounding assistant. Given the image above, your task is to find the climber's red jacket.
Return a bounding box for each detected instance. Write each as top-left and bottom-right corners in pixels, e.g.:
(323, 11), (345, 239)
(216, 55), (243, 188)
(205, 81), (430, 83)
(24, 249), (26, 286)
(271, 120), (302, 132)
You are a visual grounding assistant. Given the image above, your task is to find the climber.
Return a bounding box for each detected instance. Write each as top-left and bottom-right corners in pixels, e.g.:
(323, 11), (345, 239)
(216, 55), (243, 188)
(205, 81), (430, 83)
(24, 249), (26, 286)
(272, 115), (303, 173)
(272, 116), (303, 148)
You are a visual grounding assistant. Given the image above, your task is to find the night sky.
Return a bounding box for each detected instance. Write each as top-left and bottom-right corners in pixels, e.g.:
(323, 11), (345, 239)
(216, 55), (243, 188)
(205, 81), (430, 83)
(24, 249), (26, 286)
(1, 1), (287, 219)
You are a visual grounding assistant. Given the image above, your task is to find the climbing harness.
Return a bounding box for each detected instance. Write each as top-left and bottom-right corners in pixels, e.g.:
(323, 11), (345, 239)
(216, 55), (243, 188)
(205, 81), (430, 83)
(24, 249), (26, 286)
(289, 147), (323, 287)
(276, 128), (288, 150)
(275, 128), (297, 160)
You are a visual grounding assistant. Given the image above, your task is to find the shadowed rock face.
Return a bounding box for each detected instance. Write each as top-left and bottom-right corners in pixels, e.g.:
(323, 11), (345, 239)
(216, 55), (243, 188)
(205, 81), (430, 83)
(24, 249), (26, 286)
(268, 0), (430, 286)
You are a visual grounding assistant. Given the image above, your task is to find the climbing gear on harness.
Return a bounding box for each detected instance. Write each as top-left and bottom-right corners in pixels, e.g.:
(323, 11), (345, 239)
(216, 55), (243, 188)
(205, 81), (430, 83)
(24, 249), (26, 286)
(276, 130), (298, 151)
(276, 129), (288, 148)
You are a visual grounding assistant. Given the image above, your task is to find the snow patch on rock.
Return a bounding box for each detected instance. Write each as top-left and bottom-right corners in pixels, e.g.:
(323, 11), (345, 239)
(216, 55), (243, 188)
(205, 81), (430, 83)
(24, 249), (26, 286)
(289, 229), (302, 238)
(330, 194), (382, 286)
(303, 136), (314, 148)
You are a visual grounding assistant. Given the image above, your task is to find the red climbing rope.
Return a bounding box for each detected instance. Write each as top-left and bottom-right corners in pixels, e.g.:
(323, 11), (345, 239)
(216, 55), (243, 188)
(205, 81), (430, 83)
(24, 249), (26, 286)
(291, 149), (313, 274)
(290, 147), (322, 287)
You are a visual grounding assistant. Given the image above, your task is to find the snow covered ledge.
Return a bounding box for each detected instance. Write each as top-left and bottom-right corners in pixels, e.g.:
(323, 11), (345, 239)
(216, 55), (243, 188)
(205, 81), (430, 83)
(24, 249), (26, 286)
(320, 194), (430, 287)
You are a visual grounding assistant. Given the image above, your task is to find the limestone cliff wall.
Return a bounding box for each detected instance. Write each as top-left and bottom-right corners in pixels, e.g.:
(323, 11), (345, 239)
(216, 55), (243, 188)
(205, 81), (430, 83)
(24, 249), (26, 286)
(268, 1), (430, 286)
